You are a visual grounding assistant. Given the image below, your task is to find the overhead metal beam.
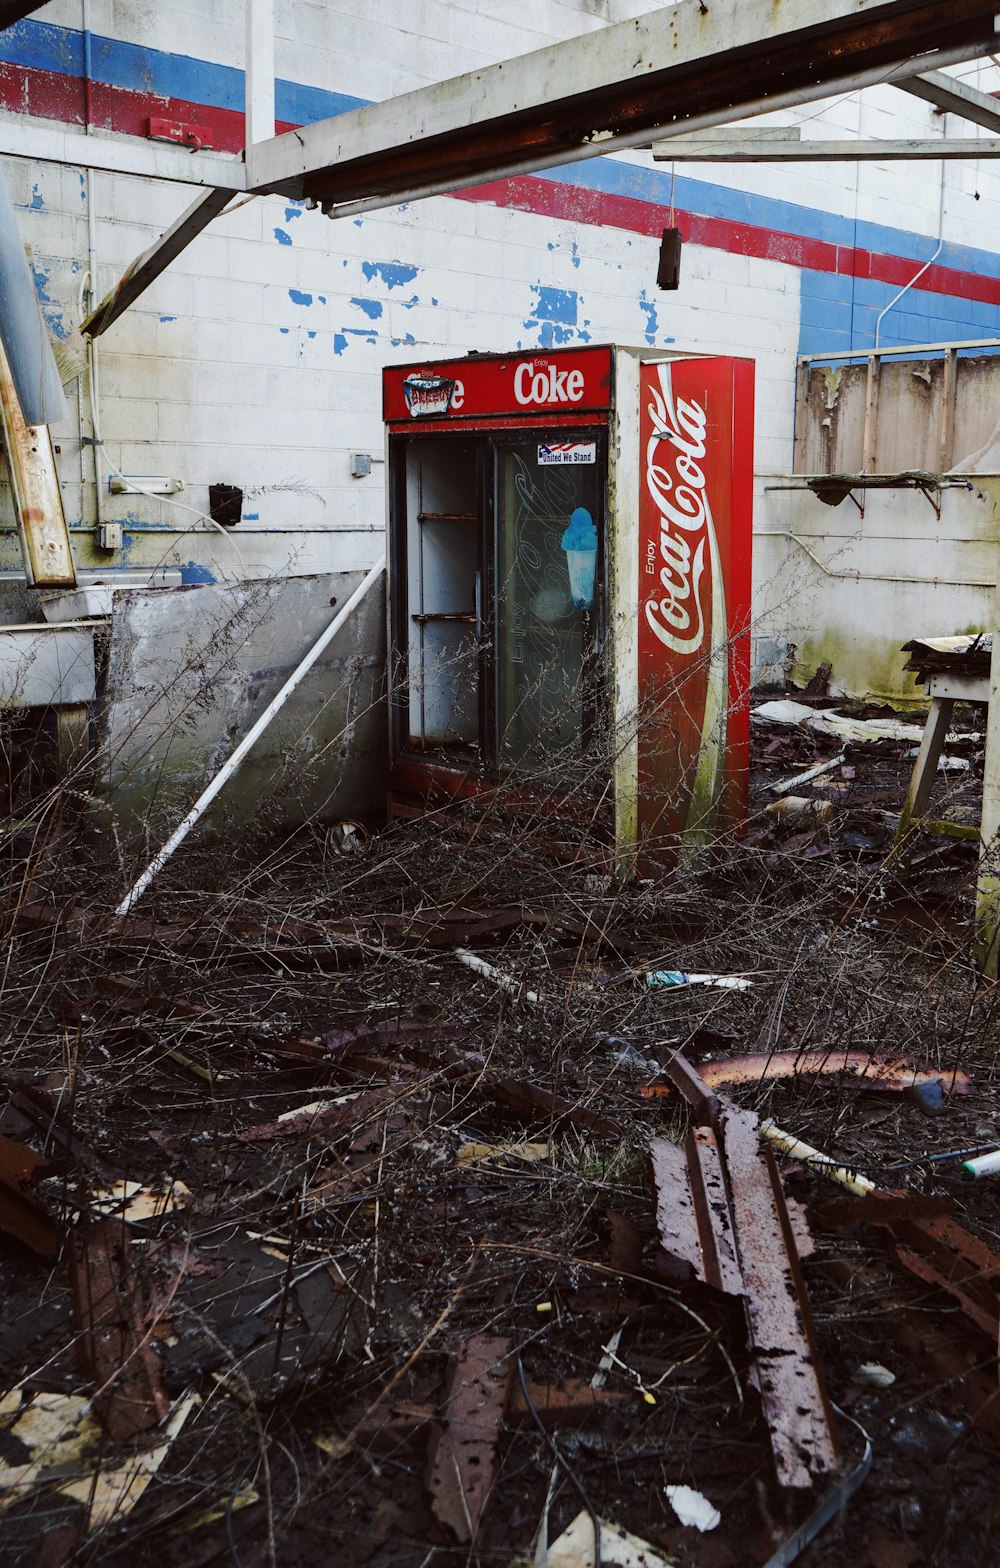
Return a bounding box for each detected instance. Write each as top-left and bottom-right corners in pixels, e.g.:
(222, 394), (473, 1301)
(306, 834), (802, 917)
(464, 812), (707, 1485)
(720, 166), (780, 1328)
(81, 186), (233, 339)
(0, 115), (248, 189)
(651, 136), (1000, 161)
(897, 68), (1000, 133)
(245, 0), (1000, 212)
(0, 4), (48, 27)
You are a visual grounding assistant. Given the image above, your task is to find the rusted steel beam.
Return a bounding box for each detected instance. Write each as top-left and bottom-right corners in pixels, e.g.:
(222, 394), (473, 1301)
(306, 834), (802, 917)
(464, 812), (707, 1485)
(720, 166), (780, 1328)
(68, 1219), (170, 1440)
(718, 1104), (840, 1490)
(655, 1051), (839, 1488)
(658, 1048), (720, 1126)
(686, 1126), (744, 1295)
(651, 1129), (743, 1294)
(249, 0), (1000, 210)
(426, 1336), (513, 1543)
(650, 1136), (704, 1286)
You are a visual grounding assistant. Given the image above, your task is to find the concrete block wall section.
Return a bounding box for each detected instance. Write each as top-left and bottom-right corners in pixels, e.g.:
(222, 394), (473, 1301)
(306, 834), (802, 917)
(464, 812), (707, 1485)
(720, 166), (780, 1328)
(0, 2), (998, 701)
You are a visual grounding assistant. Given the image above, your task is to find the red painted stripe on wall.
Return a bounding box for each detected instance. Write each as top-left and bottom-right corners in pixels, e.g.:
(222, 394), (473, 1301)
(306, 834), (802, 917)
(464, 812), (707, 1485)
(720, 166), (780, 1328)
(5, 58), (1000, 313)
(458, 174), (1000, 309)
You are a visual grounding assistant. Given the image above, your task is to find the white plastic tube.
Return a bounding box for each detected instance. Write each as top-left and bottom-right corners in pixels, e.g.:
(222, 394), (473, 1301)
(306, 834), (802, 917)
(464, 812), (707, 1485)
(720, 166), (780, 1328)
(114, 557), (385, 917)
(961, 1149), (1000, 1181)
(455, 948), (538, 1004)
(760, 1118), (875, 1197)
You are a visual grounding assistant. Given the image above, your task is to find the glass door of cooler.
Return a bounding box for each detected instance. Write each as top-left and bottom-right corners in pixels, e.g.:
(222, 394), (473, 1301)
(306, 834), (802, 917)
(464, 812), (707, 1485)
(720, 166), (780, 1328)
(390, 428), (605, 777)
(492, 434), (604, 776)
(391, 435), (483, 762)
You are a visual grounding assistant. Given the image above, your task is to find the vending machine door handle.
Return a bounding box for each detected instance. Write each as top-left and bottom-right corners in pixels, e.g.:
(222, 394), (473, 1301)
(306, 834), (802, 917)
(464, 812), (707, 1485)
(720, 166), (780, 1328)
(475, 570), (482, 638)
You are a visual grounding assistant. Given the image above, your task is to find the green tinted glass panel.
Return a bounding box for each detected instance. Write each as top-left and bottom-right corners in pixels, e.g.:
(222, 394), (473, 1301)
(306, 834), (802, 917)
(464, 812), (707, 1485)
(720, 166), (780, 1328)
(494, 439), (601, 772)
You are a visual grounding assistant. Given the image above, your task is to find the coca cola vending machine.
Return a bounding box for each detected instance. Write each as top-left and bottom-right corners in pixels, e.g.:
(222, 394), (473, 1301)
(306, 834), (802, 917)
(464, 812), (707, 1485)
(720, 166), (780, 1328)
(382, 344), (753, 871)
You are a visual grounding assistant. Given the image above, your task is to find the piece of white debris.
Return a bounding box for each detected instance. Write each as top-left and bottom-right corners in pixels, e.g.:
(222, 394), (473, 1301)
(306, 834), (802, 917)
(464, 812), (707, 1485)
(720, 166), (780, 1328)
(856, 1362), (896, 1388)
(545, 1509), (670, 1567)
(663, 1484), (721, 1532)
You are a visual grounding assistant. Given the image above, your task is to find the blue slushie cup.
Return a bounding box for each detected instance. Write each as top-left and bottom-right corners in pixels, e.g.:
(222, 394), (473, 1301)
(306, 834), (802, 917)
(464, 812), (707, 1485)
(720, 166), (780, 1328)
(561, 506), (597, 610)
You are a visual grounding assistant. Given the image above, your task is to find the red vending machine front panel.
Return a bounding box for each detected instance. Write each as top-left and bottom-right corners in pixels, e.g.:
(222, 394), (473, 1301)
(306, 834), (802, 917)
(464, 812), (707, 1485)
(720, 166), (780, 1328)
(383, 347), (613, 427)
(636, 357), (753, 853)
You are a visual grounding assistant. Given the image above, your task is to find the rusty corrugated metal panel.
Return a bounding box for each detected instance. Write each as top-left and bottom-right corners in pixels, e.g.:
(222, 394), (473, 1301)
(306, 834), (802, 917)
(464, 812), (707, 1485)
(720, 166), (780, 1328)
(426, 1336), (513, 1542)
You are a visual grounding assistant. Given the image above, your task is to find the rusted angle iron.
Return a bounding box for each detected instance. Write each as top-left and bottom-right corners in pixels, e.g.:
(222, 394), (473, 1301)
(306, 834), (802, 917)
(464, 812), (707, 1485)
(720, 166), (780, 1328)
(652, 1048), (839, 1491)
(817, 1194), (1000, 1341)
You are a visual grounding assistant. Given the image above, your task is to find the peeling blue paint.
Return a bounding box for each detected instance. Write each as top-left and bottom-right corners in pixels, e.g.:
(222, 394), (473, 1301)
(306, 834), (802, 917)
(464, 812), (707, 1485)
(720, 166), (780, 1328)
(391, 334), (416, 347)
(283, 204), (303, 222)
(29, 183), (43, 209)
(30, 262), (68, 340)
(318, 294), (326, 303)
(279, 327), (290, 334)
(353, 218), (363, 227)
(180, 561), (216, 585)
(361, 259), (419, 290)
(524, 284), (579, 348)
(79, 172), (86, 201)
(571, 242), (580, 269)
(638, 292), (658, 344)
(351, 296), (382, 319)
(307, 329), (317, 338)
(430, 297), (438, 307)
(397, 295), (420, 310)
(334, 333), (348, 355)
(244, 511), (260, 521)
(288, 288), (313, 306)
(159, 314), (176, 323)
(273, 227), (293, 246)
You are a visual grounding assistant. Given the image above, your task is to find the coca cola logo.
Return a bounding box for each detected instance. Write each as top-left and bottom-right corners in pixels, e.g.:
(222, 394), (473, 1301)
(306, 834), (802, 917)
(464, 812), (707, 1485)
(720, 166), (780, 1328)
(643, 365), (712, 656)
(513, 359), (585, 406)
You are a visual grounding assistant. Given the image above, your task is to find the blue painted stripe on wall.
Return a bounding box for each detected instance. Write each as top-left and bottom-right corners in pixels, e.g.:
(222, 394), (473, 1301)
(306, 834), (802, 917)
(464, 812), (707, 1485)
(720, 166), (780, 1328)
(798, 269), (1000, 356)
(0, 16), (366, 120)
(4, 19), (1000, 302)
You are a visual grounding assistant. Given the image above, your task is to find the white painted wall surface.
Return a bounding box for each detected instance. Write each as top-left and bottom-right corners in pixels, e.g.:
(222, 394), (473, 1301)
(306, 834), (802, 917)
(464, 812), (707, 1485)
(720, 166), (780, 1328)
(0, 0), (999, 699)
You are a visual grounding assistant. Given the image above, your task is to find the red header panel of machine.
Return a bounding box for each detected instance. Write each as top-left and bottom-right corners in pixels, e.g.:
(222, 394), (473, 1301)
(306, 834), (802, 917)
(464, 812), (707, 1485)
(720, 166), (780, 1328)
(636, 356), (753, 855)
(383, 346), (614, 424)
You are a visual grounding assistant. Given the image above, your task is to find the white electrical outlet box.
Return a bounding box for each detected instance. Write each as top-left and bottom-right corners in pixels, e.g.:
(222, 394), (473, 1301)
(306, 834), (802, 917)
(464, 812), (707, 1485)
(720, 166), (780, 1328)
(97, 522), (123, 551)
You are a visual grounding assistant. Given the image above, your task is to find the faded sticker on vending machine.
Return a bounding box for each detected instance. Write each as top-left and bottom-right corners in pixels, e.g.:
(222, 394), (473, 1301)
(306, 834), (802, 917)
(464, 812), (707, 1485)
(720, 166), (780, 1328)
(537, 441), (596, 465)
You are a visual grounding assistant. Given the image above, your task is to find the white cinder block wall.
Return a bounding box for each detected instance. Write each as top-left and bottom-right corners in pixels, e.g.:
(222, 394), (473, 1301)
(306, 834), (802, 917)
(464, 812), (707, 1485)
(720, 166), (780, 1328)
(2, 1), (1000, 693)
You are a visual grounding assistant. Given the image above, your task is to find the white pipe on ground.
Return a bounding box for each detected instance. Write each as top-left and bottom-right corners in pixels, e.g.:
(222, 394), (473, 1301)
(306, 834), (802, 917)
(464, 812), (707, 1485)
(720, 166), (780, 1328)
(114, 557), (385, 917)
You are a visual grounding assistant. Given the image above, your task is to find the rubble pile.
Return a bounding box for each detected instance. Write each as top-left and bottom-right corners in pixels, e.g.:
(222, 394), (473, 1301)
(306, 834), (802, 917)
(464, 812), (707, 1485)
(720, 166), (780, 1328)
(0, 707), (997, 1567)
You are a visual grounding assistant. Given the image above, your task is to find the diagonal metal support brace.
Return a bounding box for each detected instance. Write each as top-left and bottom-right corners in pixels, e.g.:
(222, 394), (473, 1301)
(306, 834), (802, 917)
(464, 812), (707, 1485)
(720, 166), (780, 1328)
(82, 185), (234, 340)
(897, 68), (1000, 133)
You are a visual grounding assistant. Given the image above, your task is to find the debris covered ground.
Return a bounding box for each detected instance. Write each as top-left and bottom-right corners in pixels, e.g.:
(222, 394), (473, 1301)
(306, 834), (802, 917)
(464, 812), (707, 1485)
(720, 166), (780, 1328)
(2, 691), (1000, 1568)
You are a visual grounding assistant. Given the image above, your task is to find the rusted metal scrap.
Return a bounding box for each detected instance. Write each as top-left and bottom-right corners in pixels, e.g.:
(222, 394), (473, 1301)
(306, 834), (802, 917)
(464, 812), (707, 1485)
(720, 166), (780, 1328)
(814, 1188), (999, 1339)
(68, 1218), (169, 1440)
(650, 1129), (742, 1294)
(426, 1335), (514, 1543)
(719, 1101), (839, 1490)
(652, 1049), (839, 1491)
(0, 1130), (59, 1256)
(694, 1050), (974, 1098)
